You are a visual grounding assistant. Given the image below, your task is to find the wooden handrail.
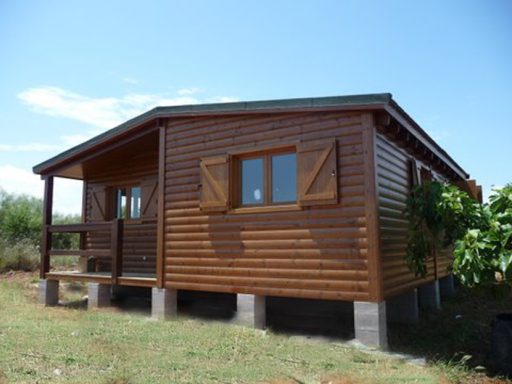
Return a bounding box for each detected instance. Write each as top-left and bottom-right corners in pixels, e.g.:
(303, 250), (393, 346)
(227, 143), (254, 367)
(47, 222), (113, 233)
(49, 249), (111, 257)
(41, 219), (124, 284)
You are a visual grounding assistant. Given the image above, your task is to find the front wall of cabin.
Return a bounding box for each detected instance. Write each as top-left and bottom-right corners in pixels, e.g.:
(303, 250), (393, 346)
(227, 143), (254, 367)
(84, 147), (158, 274)
(163, 111), (372, 301)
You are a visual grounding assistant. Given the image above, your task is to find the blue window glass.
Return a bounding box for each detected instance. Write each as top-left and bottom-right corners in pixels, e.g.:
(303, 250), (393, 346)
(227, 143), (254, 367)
(131, 187), (141, 219)
(272, 153), (297, 203)
(241, 158), (264, 205)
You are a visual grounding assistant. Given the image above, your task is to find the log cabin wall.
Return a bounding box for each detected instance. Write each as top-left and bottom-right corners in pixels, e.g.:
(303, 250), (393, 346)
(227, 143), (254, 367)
(84, 147), (158, 274)
(376, 133), (453, 299)
(163, 111), (373, 302)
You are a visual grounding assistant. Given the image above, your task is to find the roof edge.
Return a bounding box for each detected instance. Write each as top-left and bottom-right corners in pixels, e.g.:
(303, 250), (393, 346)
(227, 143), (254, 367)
(33, 93), (392, 175)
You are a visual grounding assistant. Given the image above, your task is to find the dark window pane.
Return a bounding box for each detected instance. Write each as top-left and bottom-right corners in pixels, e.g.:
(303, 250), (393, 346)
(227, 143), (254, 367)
(241, 158), (264, 205)
(272, 153), (296, 203)
(131, 187), (141, 218)
(116, 188), (127, 219)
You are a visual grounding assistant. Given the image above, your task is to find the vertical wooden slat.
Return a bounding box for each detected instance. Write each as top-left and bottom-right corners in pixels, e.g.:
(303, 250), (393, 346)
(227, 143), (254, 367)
(362, 113), (383, 302)
(156, 123), (166, 288)
(79, 181), (88, 272)
(111, 218), (123, 285)
(40, 176), (54, 279)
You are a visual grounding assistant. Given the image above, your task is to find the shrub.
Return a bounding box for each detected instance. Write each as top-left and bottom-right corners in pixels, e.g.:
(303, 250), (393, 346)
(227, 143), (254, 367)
(0, 238), (39, 272)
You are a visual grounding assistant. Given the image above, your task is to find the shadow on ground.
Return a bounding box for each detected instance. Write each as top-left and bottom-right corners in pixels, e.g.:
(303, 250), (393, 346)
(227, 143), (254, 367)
(388, 286), (512, 380)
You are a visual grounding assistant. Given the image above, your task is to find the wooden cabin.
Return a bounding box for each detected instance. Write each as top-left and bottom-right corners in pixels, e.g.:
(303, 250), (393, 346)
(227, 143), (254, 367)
(33, 93), (480, 348)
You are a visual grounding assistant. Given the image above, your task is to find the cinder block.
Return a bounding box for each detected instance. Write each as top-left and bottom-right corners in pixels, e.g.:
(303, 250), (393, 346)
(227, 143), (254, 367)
(38, 279), (59, 306)
(418, 280), (441, 310)
(387, 289), (419, 324)
(88, 283), (111, 309)
(354, 301), (388, 349)
(439, 275), (455, 298)
(234, 294), (266, 329)
(152, 287), (177, 320)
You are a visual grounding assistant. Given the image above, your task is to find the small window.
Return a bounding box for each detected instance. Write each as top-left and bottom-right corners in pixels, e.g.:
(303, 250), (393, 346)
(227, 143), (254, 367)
(238, 151), (297, 207)
(272, 153), (297, 203)
(115, 186), (141, 220)
(131, 187), (141, 219)
(116, 188), (127, 219)
(241, 158), (264, 205)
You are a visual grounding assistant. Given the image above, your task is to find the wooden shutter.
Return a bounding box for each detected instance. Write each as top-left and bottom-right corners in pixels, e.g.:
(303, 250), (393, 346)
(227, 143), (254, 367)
(90, 186), (108, 221)
(297, 138), (338, 206)
(410, 158), (421, 187)
(141, 179), (158, 219)
(200, 155), (230, 211)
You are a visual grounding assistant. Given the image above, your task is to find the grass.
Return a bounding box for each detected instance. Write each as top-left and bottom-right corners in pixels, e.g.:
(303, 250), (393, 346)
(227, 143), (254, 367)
(389, 285), (512, 376)
(0, 273), (508, 384)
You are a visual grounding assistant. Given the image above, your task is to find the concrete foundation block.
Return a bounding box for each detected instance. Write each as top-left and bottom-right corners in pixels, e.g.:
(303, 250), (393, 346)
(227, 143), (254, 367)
(151, 288), (177, 320)
(354, 301), (388, 349)
(418, 280), (441, 310)
(387, 289), (419, 324)
(88, 283), (111, 309)
(38, 279), (59, 306)
(439, 275), (455, 298)
(234, 294), (266, 329)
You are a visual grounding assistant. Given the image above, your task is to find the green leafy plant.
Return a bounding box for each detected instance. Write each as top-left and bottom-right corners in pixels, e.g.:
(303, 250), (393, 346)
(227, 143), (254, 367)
(405, 181), (512, 290)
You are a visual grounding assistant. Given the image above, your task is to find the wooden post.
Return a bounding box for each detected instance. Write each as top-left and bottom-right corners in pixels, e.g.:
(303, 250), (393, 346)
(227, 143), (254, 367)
(40, 176), (54, 279)
(362, 113), (384, 302)
(156, 123), (166, 288)
(111, 219), (123, 285)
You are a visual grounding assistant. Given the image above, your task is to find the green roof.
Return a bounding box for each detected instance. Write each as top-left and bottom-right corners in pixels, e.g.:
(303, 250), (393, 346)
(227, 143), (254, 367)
(32, 93), (468, 178)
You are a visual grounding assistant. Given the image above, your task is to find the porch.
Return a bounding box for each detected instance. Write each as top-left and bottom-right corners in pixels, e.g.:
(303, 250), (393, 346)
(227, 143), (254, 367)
(37, 126), (163, 290)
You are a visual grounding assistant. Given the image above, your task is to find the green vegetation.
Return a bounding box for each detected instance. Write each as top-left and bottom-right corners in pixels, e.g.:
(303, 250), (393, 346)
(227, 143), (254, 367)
(0, 273), (486, 384)
(406, 182), (512, 289)
(0, 188), (80, 273)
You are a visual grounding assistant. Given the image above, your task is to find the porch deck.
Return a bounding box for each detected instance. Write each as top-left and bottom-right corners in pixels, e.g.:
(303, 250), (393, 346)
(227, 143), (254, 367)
(46, 271), (156, 287)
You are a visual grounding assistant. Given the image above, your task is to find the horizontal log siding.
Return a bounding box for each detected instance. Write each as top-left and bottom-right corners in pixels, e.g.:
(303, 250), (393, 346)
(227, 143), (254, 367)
(164, 112), (369, 301)
(85, 149), (158, 274)
(377, 134), (452, 298)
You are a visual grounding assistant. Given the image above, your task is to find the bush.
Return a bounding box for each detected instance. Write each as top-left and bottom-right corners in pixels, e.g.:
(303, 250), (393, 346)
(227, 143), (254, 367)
(0, 238), (39, 272)
(0, 188), (81, 272)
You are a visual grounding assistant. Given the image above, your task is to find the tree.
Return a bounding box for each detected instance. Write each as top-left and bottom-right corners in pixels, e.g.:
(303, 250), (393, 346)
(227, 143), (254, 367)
(405, 181), (512, 289)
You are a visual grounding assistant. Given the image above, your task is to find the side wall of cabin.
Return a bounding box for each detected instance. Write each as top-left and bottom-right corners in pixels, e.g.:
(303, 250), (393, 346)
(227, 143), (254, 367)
(163, 111), (377, 302)
(376, 133), (453, 299)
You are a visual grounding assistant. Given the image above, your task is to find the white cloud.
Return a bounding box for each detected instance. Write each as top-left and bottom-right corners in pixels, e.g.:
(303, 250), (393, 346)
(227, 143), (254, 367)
(0, 143), (61, 152)
(209, 96), (239, 103)
(18, 86), (238, 130)
(5, 87), (239, 214)
(0, 165), (83, 215)
(122, 77), (141, 85)
(177, 87), (202, 96)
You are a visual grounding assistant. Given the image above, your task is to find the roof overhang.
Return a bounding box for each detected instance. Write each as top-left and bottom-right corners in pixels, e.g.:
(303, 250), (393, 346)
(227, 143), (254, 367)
(33, 93), (469, 180)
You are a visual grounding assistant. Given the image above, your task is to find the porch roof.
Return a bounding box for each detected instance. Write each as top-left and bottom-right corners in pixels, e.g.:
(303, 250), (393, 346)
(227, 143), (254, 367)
(32, 93), (469, 179)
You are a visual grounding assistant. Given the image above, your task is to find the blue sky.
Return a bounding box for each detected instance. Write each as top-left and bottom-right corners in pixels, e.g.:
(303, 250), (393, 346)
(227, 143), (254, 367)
(0, 0), (510, 214)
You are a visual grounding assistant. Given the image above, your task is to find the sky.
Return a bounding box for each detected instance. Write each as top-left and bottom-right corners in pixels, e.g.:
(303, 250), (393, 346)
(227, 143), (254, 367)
(0, 0), (510, 214)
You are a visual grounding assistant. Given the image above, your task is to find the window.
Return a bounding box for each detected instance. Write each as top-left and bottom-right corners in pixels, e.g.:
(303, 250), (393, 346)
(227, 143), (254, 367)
(115, 186), (141, 220)
(199, 138), (338, 212)
(239, 152), (297, 206)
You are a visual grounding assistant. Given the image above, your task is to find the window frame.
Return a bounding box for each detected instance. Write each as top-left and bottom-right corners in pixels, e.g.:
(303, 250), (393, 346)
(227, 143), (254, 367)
(234, 147), (297, 208)
(112, 184), (142, 222)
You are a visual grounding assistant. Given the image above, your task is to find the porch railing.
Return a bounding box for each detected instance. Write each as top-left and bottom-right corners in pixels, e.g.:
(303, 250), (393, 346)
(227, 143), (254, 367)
(40, 219), (124, 285)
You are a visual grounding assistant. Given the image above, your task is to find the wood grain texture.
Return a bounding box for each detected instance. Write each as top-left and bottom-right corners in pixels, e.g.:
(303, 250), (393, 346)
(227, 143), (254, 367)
(361, 113), (383, 302)
(376, 133), (454, 299)
(163, 111), (370, 301)
(84, 138), (158, 274)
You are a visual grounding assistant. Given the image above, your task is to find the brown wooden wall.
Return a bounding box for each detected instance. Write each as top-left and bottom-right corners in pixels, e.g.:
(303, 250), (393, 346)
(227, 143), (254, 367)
(376, 133), (452, 299)
(84, 146), (158, 274)
(163, 111), (372, 301)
